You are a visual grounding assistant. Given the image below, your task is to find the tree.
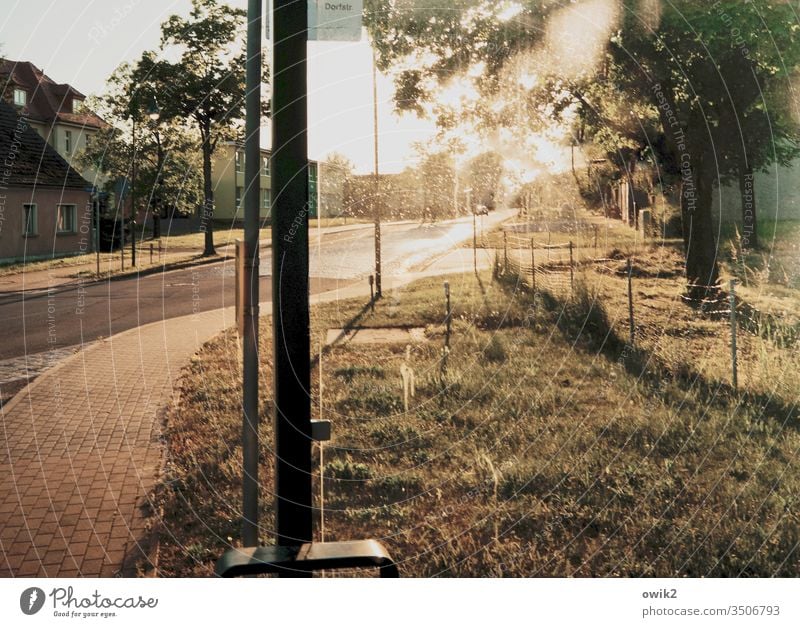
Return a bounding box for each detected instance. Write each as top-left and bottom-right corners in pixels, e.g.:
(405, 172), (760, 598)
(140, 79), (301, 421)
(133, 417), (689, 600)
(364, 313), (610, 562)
(607, 0), (800, 298)
(79, 60), (204, 222)
(418, 151), (456, 221)
(143, 0), (249, 256)
(367, 0), (800, 301)
(468, 151), (505, 209)
(320, 152), (354, 218)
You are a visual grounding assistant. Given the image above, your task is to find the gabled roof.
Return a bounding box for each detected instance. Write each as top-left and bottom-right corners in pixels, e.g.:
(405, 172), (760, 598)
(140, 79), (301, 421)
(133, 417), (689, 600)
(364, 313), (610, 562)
(0, 102), (90, 189)
(0, 60), (105, 130)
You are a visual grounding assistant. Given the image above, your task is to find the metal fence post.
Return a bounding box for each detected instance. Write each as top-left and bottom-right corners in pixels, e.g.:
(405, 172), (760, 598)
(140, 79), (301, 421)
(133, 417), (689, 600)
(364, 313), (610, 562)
(530, 238), (536, 292)
(444, 281), (451, 349)
(730, 279), (738, 390)
(473, 212), (477, 274)
(628, 258), (635, 346)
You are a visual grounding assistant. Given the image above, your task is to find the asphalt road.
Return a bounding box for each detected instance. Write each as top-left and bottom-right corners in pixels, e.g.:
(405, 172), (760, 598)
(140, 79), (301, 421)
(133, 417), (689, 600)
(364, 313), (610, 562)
(0, 213), (510, 361)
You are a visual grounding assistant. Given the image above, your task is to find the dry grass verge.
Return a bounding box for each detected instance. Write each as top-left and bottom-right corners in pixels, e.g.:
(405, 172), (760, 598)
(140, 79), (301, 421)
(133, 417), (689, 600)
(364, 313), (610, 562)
(149, 257), (800, 577)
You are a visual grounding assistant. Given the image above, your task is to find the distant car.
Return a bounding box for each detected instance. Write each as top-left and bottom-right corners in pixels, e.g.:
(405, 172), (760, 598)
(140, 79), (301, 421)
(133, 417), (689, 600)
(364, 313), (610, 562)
(473, 204), (489, 215)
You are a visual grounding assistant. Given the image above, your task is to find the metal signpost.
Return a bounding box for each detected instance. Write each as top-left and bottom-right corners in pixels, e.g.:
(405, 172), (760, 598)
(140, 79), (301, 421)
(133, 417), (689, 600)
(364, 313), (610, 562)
(240, 0), (263, 549)
(218, 0), (398, 579)
(272, 0), (313, 552)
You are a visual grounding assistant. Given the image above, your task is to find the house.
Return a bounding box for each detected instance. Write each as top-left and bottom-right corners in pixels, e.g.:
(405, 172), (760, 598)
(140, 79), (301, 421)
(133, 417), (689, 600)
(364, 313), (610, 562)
(712, 165), (800, 239)
(0, 102), (93, 262)
(211, 142), (319, 223)
(0, 60), (106, 186)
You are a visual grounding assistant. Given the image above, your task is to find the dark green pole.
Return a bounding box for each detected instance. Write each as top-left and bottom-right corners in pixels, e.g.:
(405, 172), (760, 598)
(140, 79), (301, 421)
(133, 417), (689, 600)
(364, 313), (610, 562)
(131, 115), (137, 267)
(241, 0), (262, 548)
(272, 0), (313, 552)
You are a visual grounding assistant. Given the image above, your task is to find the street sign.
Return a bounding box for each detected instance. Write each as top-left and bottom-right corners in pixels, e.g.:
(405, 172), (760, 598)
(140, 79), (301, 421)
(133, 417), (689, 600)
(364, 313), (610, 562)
(266, 0), (363, 42)
(309, 0), (363, 41)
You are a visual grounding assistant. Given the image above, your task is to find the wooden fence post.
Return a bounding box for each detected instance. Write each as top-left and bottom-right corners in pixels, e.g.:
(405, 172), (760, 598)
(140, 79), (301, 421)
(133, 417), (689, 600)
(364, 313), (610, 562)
(569, 240), (574, 297)
(503, 231), (508, 273)
(730, 279), (738, 390)
(628, 258), (635, 346)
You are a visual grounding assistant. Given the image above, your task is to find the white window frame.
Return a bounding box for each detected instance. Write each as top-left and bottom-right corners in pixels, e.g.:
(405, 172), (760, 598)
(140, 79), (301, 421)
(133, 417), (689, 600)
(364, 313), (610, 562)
(22, 204), (37, 235)
(235, 151), (244, 173)
(262, 156), (270, 176)
(235, 186), (243, 208)
(261, 188), (271, 210)
(56, 204), (76, 234)
(13, 89), (26, 106)
(64, 130), (73, 154)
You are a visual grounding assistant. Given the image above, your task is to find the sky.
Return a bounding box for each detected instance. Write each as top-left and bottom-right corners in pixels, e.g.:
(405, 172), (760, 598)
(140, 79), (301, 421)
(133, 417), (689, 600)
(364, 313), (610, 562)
(0, 0), (437, 173)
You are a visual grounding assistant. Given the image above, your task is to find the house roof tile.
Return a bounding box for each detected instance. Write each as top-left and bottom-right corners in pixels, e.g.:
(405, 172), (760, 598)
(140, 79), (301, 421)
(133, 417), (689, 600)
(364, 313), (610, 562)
(0, 60), (106, 130)
(0, 101), (91, 189)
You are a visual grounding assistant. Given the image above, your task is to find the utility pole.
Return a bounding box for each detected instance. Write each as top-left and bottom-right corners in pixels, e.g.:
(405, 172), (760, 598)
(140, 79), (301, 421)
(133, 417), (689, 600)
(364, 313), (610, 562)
(272, 0), (313, 554)
(241, 0), (262, 548)
(372, 45), (382, 298)
(130, 115), (137, 267)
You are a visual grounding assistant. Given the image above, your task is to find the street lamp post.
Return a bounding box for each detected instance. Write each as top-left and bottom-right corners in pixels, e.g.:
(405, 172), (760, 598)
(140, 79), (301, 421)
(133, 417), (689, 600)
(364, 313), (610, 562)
(372, 46), (382, 298)
(130, 114), (137, 266)
(129, 98), (160, 267)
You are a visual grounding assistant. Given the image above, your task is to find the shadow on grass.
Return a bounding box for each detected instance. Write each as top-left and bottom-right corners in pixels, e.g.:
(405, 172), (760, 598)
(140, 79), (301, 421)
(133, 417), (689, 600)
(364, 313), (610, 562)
(311, 297), (376, 370)
(494, 272), (798, 431)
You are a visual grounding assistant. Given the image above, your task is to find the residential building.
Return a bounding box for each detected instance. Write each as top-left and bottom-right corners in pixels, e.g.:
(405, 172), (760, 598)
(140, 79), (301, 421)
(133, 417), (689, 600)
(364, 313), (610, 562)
(713, 165), (800, 235)
(0, 60), (106, 186)
(211, 142), (319, 223)
(0, 102), (93, 262)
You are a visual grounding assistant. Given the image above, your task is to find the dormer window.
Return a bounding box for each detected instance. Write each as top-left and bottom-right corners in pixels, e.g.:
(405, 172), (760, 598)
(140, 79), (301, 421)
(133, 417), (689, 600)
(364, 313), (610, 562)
(73, 98), (84, 112)
(13, 89), (26, 107)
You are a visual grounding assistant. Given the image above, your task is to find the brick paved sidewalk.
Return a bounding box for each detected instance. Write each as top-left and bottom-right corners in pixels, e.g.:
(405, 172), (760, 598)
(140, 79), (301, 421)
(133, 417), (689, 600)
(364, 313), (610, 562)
(0, 305), (237, 576)
(0, 258), (483, 578)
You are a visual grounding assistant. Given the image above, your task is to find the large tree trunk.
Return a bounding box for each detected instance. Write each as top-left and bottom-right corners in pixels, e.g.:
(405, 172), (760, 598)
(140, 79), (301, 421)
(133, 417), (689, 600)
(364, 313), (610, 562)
(201, 139), (215, 256)
(681, 153), (720, 304)
(739, 166), (757, 250)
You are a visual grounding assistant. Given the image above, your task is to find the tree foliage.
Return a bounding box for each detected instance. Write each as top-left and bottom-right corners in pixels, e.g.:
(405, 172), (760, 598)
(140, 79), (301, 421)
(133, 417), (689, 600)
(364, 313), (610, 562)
(141, 0), (249, 255)
(79, 61), (204, 221)
(366, 0), (800, 299)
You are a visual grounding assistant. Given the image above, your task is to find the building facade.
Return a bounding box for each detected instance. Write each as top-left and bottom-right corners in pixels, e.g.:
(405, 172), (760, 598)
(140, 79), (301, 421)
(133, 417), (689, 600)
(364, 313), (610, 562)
(712, 164), (800, 233)
(0, 60), (106, 186)
(0, 102), (93, 262)
(211, 142), (319, 223)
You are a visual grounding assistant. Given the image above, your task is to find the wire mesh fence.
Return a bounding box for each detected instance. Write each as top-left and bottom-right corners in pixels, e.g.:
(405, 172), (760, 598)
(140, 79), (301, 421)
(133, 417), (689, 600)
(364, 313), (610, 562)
(493, 227), (624, 298)
(494, 225), (798, 393)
